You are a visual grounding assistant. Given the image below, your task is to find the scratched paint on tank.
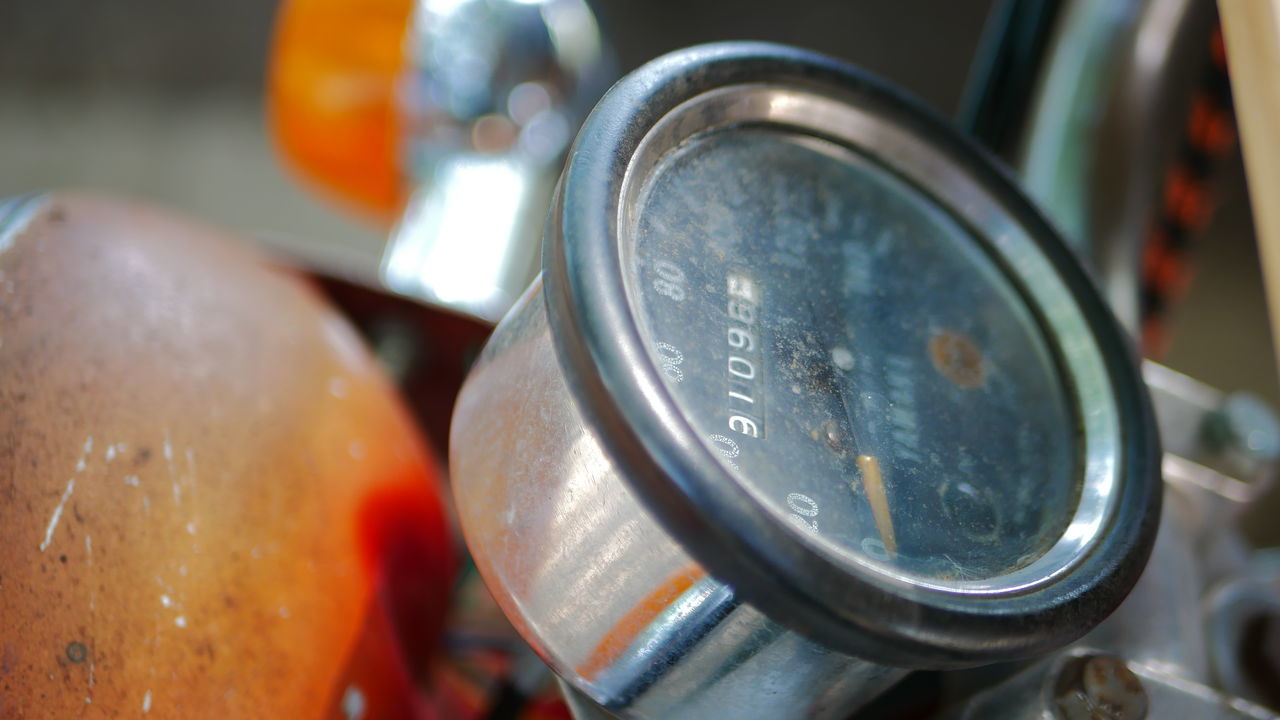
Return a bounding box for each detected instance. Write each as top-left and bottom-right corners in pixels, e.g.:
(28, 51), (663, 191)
(0, 194), (455, 717)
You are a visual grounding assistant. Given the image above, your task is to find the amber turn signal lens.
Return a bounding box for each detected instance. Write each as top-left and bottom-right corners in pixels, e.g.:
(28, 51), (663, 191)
(268, 0), (414, 222)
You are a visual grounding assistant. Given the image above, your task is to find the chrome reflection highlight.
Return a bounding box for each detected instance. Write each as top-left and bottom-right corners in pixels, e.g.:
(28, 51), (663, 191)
(0, 193), (48, 255)
(383, 0), (613, 322)
(384, 156), (533, 318)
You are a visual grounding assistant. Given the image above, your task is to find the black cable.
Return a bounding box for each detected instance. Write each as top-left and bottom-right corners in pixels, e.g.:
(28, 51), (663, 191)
(957, 0), (1064, 157)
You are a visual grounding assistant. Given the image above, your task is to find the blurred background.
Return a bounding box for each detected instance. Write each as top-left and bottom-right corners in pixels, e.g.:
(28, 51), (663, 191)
(1, 0), (1275, 539)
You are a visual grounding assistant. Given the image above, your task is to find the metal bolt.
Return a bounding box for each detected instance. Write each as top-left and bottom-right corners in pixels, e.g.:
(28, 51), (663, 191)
(1053, 655), (1148, 720)
(1201, 391), (1280, 479)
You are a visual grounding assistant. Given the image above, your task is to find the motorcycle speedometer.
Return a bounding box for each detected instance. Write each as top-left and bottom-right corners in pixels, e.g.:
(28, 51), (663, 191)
(451, 42), (1160, 718)
(627, 122), (1082, 587)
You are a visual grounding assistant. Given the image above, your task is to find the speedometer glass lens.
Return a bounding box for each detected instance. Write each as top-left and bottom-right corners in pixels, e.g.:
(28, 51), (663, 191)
(626, 127), (1081, 583)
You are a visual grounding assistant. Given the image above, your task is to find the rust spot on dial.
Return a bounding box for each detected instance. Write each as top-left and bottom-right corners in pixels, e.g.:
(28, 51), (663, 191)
(929, 329), (986, 389)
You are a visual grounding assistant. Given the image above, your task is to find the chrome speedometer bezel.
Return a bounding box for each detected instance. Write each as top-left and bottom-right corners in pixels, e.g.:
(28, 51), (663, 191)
(543, 42), (1160, 668)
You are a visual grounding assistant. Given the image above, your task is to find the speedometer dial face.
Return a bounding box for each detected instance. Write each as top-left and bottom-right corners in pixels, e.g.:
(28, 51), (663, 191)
(625, 127), (1081, 583)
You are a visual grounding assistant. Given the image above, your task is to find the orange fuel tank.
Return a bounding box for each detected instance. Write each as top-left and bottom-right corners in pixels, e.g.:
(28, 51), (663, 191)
(0, 193), (456, 718)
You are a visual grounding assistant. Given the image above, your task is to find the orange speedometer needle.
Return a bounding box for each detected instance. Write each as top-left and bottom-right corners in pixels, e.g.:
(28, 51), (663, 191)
(855, 454), (897, 558)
